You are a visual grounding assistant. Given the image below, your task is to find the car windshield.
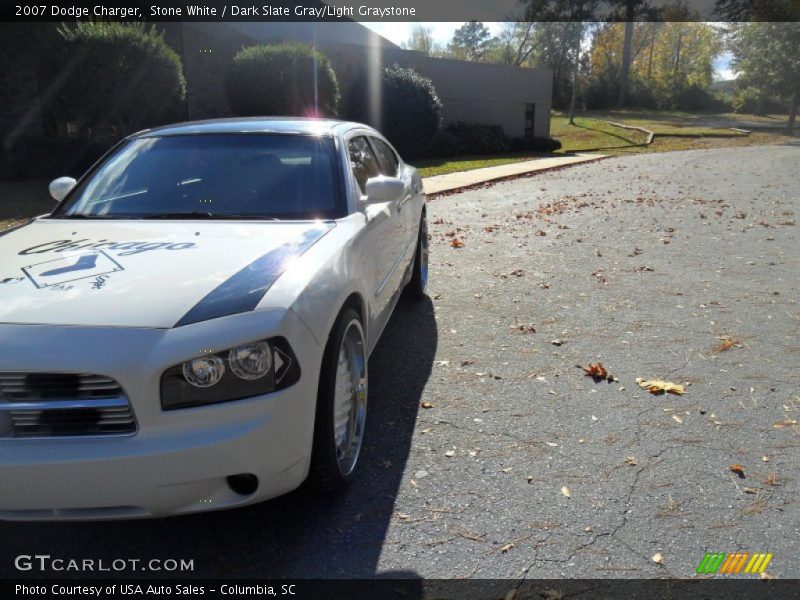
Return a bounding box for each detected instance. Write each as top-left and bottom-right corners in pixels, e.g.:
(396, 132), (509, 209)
(53, 133), (343, 220)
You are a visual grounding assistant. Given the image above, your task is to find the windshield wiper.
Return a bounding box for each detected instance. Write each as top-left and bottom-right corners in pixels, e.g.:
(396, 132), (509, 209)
(144, 213), (280, 220)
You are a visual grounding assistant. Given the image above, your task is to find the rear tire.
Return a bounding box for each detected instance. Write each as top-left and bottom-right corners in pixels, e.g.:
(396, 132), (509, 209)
(308, 308), (368, 493)
(406, 214), (428, 300)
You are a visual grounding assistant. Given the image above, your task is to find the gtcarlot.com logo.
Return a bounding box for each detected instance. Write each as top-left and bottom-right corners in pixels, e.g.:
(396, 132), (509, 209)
(14, 554), (194, 573)
(696, 552), (773, 575)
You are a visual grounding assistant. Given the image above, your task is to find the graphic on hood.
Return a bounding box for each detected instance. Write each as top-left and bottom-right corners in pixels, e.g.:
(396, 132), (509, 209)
(22, 250), (123, 289)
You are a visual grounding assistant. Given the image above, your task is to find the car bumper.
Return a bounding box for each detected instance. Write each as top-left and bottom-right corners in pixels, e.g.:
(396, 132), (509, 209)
(0, 309), (323, 520)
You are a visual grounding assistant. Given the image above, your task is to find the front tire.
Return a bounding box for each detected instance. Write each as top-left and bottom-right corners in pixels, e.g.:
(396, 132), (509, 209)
(406, 214), (428, 300)
(308, 308), (368, 492)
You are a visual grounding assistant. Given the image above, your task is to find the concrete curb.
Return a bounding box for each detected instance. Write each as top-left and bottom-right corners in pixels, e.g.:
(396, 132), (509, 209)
(423, 154), (610, 199)
(604, 120), (655, 144)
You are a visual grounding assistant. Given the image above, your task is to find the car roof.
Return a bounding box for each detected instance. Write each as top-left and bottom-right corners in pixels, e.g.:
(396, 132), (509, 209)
(133, 117), (365, 138)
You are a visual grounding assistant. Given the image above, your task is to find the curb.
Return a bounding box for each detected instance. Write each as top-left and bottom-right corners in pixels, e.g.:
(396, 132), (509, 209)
(424, 154), (610, 199)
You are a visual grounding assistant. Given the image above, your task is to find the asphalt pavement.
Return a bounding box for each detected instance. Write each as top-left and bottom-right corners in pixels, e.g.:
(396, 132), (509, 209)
(1, 144), (798, 582)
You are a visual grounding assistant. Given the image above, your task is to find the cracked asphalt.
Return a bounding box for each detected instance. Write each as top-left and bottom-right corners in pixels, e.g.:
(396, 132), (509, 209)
(1, 144), (798, 582)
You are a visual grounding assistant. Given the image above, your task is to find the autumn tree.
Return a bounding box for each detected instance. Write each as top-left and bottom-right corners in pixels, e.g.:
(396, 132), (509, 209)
(728, 23), (800, 133)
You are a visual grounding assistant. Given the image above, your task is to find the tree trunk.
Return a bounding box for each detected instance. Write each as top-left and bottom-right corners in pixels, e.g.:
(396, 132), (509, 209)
(618, 20), (634, 107)
(647, 23), (656, 79)
(788, 90), (798, 136)
(568, 25), (582, 125)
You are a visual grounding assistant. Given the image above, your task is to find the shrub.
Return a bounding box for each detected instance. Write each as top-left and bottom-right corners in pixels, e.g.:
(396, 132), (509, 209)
(509, 137), (562, 153)
(226, 43), (339, 117)
(428, 122), (509, 157)
(53, 23), (186, 137)
(347, 65), (442, 158)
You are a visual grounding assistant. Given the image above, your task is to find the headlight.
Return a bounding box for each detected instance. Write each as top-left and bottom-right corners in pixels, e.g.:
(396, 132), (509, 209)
(228, 341), (272, 380)
(160, 337), (300, 410)
(183, 356), (226, 387)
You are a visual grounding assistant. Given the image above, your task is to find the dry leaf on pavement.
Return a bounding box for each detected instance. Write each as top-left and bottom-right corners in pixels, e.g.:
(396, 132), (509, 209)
(580, 362), (614, 382)
(561, 486), (572, 498)
(651, 553), (664, 564)
(729, 464), (746, 478)
(636, 378), (686, 395)
(450, 238), (465, 248)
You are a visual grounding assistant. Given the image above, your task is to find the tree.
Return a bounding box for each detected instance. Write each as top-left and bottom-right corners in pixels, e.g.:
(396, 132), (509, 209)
(225, 43), (339, 117)
(520, 1), (599, 120)
(450, 21), (494, 62)
(493, 21), (536, 66)
(402, 25), (435, 55)
(729, 23), (800, 133)
(608, 0), (650, 106)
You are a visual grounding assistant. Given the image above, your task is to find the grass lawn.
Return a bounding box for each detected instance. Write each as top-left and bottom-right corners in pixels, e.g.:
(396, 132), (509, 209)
(415, 109), (796, 178)
(414, 153), (548, 178)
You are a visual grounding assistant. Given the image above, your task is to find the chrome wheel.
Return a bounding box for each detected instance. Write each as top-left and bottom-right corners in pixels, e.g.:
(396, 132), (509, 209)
(332, 319), (367, 477)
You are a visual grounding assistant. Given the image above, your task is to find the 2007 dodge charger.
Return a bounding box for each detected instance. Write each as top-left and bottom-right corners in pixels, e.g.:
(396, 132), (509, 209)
(0, 118), (428, 519)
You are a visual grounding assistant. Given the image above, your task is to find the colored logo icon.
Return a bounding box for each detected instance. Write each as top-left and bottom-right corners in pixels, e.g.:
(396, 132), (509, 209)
(696, 552), (773, 575)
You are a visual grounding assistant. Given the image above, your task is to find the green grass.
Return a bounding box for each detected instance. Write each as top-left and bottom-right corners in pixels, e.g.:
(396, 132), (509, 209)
(413, 152), (548, 178)
(551, 110), (796, 156)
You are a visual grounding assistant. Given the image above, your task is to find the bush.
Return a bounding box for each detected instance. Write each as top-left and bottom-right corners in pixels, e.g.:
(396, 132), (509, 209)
(509, 137), (563, 153)
(347, 65), (442, 158)
(53, 23), (186, 137)
(226, 43), (339, 117)
(428, 122), (509, 157)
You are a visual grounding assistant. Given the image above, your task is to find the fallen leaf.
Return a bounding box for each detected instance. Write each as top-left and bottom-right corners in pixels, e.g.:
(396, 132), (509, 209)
(730, 464), (746, 478)
(636, 378), (686, 395)
(711, 336), (743, 353)
(580, 362), (614, 382)
(500, 543), (515, 554)
(561, 486), (572, 498)
(450, 238), (464, 248)
(421, 402), (434, 409)
(651, 553), (664, 564)
(625, 456), (637, 466)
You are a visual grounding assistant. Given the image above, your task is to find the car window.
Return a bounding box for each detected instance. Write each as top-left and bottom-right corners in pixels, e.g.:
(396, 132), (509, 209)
(370, 138), (399, 177)
(53, 134), (344, 220)
(347, 136), (381, 194)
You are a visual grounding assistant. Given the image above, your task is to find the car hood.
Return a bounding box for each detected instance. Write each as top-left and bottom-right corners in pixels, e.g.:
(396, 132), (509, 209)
(0, 219), (333, 328)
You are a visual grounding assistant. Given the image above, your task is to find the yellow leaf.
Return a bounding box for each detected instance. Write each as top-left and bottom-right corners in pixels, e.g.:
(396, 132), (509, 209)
(636, 378), (686, 395)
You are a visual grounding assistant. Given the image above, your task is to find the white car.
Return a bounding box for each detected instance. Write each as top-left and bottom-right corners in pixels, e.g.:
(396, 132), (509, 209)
(0, 118), (428, 520)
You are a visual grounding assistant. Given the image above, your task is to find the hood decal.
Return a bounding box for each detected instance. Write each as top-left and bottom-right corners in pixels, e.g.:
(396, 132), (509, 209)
(174, 225), (333, 327)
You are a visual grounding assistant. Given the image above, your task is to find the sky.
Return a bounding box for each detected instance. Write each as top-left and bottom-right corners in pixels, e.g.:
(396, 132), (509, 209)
(360, 22), (736, 80)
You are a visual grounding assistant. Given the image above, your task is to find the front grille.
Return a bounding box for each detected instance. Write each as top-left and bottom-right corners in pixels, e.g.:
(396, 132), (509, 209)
(0, 373), (136, 438)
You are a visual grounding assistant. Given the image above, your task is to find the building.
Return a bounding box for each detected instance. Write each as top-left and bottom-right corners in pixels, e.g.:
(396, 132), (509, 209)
(0, 21), (552, 153)
(166, 22), (552, 140)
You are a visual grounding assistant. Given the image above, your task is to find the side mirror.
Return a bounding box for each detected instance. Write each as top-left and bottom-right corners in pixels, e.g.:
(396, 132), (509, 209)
(49, 177), (77, 202)
(364, 175), (404, 204)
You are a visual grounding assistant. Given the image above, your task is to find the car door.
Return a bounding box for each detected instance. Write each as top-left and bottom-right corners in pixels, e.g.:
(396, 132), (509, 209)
(367, 136), (418, 292)
(345, 134), (400, 335)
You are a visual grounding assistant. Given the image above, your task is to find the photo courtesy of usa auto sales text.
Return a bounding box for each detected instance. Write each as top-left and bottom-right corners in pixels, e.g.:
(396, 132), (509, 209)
(15, 584), (299, 596)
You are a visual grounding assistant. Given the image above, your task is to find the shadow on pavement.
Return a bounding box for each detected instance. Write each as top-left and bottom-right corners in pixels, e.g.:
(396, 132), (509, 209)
(0, 297), (438, 581)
